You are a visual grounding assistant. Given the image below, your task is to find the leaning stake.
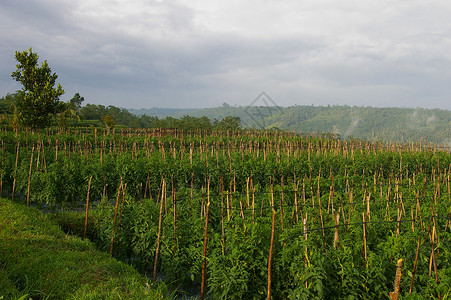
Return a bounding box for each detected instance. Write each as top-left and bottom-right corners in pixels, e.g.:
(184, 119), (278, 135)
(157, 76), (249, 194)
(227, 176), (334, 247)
(267, 200), (276, 300)
(26, 146), (35, 207)
(200, 178), (211, 300)
(110, 179), (123, 255)
(153, 179), (165, 282)
(409, 236), (421, 294)
(84, 176), (93, 239)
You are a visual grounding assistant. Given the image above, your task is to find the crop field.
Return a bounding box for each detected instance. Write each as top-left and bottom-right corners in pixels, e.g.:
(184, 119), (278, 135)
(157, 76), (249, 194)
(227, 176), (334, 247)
(1, 127), (450, 299)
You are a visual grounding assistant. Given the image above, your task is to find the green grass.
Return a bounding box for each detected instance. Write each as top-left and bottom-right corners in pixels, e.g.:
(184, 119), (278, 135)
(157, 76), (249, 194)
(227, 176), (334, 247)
(0, 198), (168, 299)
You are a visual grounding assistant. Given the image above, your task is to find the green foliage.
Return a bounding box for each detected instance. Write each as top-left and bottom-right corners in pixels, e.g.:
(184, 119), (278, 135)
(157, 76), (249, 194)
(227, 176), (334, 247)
(69, 93), (84, 112)
(2, 128), (451, 298)
(11, 48), (65, 129)
(0, 198), (167, 299)
(129, 104), (451, 144)
(214, 116), (241, 131)
(102, 113), (116, 133)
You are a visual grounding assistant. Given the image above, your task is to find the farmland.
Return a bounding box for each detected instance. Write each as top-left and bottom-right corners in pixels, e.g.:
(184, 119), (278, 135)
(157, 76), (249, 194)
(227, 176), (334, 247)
(1, 127), (451, 299)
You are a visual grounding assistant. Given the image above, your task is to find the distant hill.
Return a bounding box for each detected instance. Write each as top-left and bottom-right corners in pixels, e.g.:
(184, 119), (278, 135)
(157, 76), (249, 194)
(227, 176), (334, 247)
(128, 105), (451, 145)
(127, 107), (200, 118)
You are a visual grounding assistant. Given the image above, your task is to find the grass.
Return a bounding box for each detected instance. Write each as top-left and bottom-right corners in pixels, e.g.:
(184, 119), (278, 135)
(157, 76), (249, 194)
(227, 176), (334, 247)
(0, 198), (168, 299)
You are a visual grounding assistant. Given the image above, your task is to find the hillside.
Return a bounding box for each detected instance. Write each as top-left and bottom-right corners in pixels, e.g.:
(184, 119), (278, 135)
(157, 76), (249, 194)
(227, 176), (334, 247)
(130, 105), (451, 145)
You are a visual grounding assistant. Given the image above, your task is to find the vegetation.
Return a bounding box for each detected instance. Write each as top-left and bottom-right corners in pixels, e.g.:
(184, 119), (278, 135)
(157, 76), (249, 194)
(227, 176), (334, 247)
(0, 127), (449, 299)
(0, 198), (168, 299)
(2, 48), (451, 140)
(0, 92), (243, 132)
(11, 48), (65, 129)
(129, 104), (451, 144)
(2, 48), (451, 299)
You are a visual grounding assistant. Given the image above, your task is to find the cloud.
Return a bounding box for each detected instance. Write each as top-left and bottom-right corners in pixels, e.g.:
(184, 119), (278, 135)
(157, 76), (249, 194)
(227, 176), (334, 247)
(1, 0), (451, 109)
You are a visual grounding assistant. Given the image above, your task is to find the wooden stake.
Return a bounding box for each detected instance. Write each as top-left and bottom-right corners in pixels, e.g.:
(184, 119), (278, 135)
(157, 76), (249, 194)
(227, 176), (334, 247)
(26, 146), (35, 207)
(333, 207), (340, 249)
(226, 190), (230, 221)
(318, 194), (327, 251)
(172, 174), (178, 289)
(389, 259), (403, 300)
(293, 179), (299, 225)
(429, 227), (441, 300)
(153, 179), (165, 282)
(267, 207), (276, 300)
(200, 178), (211, 300)
(363, 212), (368, 267)
(303, 213), (308, 288)
(84, 176), (93, 239)
(280, 174), (284, 231)
(220, 176), (225, 255)
(409, 236), (421, 294)
(115, 183), (127, 256)
(12, 142), (20, 201)
(246, 177), (250, 208)
(110, 179), (123, 255)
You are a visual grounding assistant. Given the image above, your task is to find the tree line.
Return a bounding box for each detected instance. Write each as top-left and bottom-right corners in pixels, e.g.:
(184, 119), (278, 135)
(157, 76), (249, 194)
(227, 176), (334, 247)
(0, 91), (241, 131)
(1, 48), (241, 132)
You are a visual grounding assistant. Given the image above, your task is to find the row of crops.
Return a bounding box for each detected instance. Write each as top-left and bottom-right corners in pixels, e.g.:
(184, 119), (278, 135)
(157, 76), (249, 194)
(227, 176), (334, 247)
(2, 127), (451, 299)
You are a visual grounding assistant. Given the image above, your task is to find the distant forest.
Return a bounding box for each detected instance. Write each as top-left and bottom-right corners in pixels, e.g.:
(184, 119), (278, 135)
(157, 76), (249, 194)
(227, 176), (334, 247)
(2, 91), (451, 145)
(130, 104), (451, 145)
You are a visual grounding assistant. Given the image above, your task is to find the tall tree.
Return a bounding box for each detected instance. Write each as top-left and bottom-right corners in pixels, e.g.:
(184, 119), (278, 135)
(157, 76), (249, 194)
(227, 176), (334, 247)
(102, 114), (116, 134)
(11, 48), (65, 129)
(69, 93), (84, 113)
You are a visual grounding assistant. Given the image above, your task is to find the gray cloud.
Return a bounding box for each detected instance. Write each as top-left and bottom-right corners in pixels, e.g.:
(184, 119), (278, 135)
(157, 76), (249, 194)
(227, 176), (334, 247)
(1, 0), (451, 109)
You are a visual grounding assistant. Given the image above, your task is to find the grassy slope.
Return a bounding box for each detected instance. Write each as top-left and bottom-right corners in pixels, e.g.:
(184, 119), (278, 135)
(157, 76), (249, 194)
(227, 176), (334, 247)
(0, 199), (166, 299)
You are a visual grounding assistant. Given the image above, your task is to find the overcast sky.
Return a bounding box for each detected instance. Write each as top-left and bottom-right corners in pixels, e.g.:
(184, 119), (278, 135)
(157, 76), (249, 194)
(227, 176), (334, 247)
(1, 0), (451, 109)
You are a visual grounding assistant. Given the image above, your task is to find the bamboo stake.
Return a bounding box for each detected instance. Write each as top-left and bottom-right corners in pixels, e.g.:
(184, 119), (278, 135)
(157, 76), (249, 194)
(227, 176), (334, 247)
(318, 193), (327, 251)
(430, 206), (439, 254)
(267, 207), (276, 300)
(115, 183), (127, 256)
(303, 213), (308, 288)
(327, 184), (333, 214)
(226, 190), (230, 221)
(246, 177), (250, 208)
(110, 179), (123, 255)
(409, 236), (421, 294)
(333, 207), (340, 249)
(12, 142), (20, 201)
(83, 176), (93, 239)
(172, 174), (178, 289)
(429, 227), (441, 300)
(416, 191), (423, 231)
(201, 186), (205, 218)
(229, 180), (233, 219)
(252, 185), (256, 221)
(280, 175), (284, 231)
(26, 146), (35, 207)
(363, 212), (368, 267)
(389, 259), (403, 300)
(200, 178), (211, 300)
(221, 176), (225, 255)
(153, 179), (165, 282)
(293, 179), (299, 225)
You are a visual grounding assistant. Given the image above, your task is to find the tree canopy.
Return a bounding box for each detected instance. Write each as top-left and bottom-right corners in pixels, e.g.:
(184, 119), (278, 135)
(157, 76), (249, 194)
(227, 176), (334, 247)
(11, 48), (65, 129)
